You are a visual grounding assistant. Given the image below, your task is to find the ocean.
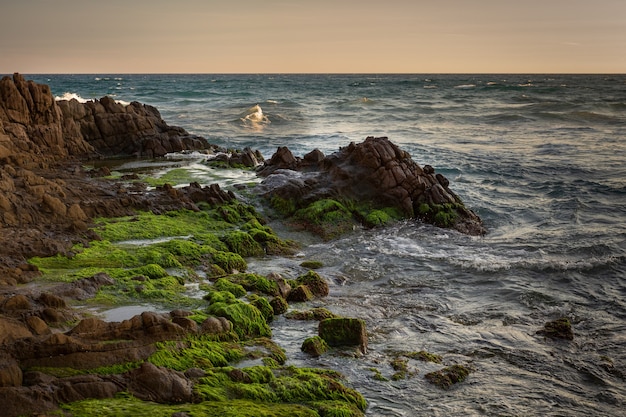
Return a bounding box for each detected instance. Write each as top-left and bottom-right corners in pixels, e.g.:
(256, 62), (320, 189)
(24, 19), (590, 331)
(29, 74), (626, 416)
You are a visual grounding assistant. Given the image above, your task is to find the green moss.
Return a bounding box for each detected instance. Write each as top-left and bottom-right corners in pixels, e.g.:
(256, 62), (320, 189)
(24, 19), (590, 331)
(248, 294), (275, 323)
(299, 260), (324, 269)
(222, 230), (265, 257)
(270, 196), (297, 216)
(424, 364), (472, 389)
(207, 298), (271, 340)
(301, 336), (329, 357)
(404, 350), (443, 364)
(212, 251), (247, 273)
(286, 308), (338, 321)
(60, 396), (321, 417)
(363, 207), (403, 227)
(148, 336), (245, 370)
(214, 278), (247, 298)
(295, 270), (329, 297)
(227, 273), (280, 296)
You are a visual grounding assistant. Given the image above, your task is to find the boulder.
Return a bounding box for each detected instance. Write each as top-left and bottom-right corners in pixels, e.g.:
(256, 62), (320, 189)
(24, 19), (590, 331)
(127, 362), (194, 404)
(318, 318), (368, 354)
(257, 136), (485, 236)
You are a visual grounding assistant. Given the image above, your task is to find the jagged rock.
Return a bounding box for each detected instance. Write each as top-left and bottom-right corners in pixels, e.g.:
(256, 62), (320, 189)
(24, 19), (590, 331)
(257, 136), (485, 236)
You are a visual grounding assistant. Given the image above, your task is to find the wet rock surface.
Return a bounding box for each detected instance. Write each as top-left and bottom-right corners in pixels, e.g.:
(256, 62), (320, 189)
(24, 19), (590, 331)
(257, 136), (485, 236)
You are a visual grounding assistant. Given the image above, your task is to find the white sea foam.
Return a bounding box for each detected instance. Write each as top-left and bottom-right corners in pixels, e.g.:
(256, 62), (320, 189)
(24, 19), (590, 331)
(239, 104), (270, 129)
(54, 92), (89, 103)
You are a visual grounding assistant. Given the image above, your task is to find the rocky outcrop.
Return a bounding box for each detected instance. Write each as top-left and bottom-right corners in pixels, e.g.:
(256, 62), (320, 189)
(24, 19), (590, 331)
(257, 136), (485, 235)
(0, 73), (230, 280)
(57, 96), (211, 158)
(0, 73), (214, 165)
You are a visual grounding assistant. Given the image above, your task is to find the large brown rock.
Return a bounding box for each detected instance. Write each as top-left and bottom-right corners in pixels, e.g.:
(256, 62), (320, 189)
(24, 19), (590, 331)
(127, 362), (194, 404)
(257, 136), (485, 235)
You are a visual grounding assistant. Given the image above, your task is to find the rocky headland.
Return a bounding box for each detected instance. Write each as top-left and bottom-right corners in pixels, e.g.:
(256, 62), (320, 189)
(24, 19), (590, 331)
(0, 74), (483, 416)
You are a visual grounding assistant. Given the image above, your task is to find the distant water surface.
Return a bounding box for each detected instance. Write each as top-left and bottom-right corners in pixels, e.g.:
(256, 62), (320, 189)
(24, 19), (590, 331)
(30, 73), (626, 416)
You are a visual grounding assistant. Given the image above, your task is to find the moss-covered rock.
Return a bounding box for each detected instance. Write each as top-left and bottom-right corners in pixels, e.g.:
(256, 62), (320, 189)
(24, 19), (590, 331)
(424, 364), (472, 389)
(221, 230), (265, 257)
(287, 285), (314, 302)
(214, 278), (247, 298)
(269, 296), (289, 315)
(206, 297), (271, 340)
(299, 260), (324, 269)
(301, 336), (329, 357)
(537, 317), (574, 340)
(295, 270), (329, 298)
(286, 307), (338, 321)
(318, 318), (367, 354)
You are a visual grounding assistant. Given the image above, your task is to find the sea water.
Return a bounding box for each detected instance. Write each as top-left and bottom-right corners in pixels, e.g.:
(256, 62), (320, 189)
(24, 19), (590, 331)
(29, 73), (626, 416)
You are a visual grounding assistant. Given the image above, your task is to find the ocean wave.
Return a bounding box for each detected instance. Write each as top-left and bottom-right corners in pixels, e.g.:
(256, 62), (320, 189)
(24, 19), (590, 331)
(54, 92), (89, 103)
(238, 104), (271, 130)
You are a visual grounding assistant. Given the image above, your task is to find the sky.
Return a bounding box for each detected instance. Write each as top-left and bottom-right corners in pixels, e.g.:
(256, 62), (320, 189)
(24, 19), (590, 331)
(0, 0), (624, 74)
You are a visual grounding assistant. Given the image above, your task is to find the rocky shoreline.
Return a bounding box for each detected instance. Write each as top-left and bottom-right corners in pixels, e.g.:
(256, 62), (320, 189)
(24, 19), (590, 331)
(0, 74), (482, 416)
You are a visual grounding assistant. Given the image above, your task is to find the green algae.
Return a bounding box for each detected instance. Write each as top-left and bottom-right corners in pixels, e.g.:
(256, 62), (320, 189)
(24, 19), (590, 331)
(214, 278), (247, 298)
(318, 318), (367, 352)
(404, 350), (443, 364)
(300, 260), (324, 269)
(301, 336), (329, 357)
(142, 167), (198, 187)
(206, 294), (272, 340)
(424, 364), (472, 389)
(212, 250), (248, 273)
(248, 294), (275, 323)
(286, 308), (338, 321)
(368, 367), (389, 382)
(293, 199), (355, 240)
(149, 336), (245, 370)
(59, 396), (321, 417)
(295, 270), (329, 297)
(417, 203), (462, 228)
(222, 230), (265, 257)
(362, 207), (403, 227)
(226, 273), (280, 296)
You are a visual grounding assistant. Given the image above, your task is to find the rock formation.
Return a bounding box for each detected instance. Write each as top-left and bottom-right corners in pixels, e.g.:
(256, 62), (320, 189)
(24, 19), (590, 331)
(0, 73), (232, 281)
(257, 136), (485, 235)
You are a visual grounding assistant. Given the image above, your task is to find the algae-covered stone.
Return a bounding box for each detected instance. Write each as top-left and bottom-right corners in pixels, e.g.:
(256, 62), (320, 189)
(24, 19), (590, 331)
(295, 270), (329, 297)
(269, 296), (288, 315)
(424, 364), (472, 389)
(287, 285), (313, 302)
(206, 298), (271, 340)
(301, 336), (329, 357)
(537, 317), (574, 340)
(318, 318), (367, 354)
(286, 307), (337, 321)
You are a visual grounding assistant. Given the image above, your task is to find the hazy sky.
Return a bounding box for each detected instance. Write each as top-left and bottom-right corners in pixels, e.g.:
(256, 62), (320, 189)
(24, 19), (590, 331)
(1, 0), (624, 73)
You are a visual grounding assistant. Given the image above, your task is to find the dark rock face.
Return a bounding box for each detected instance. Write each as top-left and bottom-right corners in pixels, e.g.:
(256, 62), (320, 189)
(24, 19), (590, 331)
(57, 96), (211, 158)
(257, 136), (485, 235)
